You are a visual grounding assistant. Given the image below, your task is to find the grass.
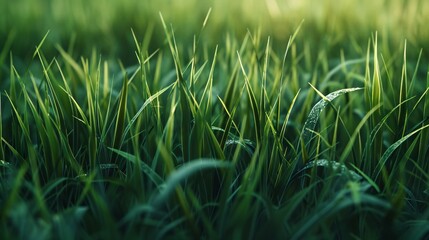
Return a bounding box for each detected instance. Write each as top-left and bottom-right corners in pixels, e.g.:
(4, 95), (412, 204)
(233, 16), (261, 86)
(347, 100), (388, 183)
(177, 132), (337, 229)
(1, 0), (429, 239)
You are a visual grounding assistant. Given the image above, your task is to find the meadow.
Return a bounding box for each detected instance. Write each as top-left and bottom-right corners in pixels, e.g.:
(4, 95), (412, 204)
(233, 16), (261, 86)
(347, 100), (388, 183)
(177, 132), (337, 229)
(1, 0), (429, 239)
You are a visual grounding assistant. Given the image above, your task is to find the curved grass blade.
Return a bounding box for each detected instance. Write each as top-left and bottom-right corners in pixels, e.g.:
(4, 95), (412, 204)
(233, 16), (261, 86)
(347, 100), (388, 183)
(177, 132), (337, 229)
(292, 159), (363, 182)
(321, 58), (366, 85)
(374, 124), (429, 180)
(156, 217), (187, 239)
(302, 85), (363, 145)
(365, 98), (413, 152)
(350, 163), (380, 193)
(119, 205), (155, 226)
(108, 147), (163, 186)
(338, 104), (381, 163)
(225, 137), (255, 157)
(292, 188), (391, 240)
(122, 82), (174, 139)
(151, 159), (232, 208)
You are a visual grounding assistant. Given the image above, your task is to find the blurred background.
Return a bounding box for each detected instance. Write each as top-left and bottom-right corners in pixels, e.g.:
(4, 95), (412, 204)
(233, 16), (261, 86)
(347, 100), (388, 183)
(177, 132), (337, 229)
(1, 0), (428, 61)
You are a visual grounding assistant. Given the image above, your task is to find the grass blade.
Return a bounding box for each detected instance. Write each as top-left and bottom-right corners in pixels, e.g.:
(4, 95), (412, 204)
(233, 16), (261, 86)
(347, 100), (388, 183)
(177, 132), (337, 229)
(151, 159), (232, 208)
(112, 74), (128, 150)
(374, 124), (429, 181)
(301, 85), (363, 147)
(108, 147), (163, 186)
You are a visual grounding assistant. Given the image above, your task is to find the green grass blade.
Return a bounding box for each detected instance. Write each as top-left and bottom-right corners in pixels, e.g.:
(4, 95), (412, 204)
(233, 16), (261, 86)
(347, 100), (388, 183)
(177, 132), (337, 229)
(350, 163), (381, 192)
(302, 85), (363, 146)
(112, 74), (128, 150)
(374, 124), (429, 181)
(237, 52), (261, 144)
(338, 104), (381, 163)
(293, 159), (363, 182)
(108, 147), (163, 186)
(292, 189), (390, 240)
(32, 30), (50, 58)
(123, 82), (174, 139)
(151, 159), (232, 208)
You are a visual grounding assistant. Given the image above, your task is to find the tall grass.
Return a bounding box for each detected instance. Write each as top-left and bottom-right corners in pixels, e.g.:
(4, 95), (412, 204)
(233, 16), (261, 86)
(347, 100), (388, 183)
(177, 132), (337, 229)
(2, 0), (429, 61)
(1, 5), (429, 240)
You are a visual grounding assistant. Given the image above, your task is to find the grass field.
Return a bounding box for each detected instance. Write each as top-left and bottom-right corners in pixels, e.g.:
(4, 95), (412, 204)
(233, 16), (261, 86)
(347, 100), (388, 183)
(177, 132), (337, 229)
(1, 0), (429, 239)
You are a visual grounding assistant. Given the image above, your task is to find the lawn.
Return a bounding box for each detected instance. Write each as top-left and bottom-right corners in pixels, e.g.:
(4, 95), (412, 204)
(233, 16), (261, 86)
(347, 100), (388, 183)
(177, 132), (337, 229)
(1, 0), (429, 239)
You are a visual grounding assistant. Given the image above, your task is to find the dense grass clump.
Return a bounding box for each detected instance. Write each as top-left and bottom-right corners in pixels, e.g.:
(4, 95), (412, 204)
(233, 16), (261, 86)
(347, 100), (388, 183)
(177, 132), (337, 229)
(1, 2), (429, 239)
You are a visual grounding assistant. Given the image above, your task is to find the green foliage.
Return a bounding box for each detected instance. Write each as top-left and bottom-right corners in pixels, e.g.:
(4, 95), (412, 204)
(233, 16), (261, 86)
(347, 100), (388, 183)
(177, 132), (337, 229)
(1, 2), (429, 239)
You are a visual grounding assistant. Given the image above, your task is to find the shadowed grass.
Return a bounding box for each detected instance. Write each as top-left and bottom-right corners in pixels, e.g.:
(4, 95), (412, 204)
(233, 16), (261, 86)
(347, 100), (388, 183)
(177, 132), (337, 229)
(1, 9), (429, 239)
